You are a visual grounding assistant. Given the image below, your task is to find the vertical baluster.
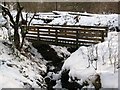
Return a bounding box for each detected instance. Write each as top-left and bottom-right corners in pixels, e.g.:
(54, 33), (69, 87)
(55, 29), (58, 45)
(101, 30), (104, 42)
(76, 30), (79, 48)
(37, 27), (39, 41)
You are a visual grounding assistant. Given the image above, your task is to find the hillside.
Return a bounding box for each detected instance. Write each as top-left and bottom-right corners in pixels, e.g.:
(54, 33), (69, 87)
(0, 27), (47, 89)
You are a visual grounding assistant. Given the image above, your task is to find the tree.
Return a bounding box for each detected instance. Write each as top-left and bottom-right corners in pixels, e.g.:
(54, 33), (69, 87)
(1, 2), (35, 51)
(1, 2), (23, 50)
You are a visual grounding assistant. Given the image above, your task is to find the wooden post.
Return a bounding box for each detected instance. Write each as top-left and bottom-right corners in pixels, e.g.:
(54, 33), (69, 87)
(55, 29), (58, 45)
(37, 27), (40, 41)
(101, 30), (104, 42)
(65, 29), (67, 35)
(105, 27), (108, 37)
(48, 28), (50, 34)
(76, 30), (79, 48)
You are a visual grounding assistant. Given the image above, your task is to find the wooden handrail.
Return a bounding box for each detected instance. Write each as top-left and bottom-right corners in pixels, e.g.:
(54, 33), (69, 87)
(22, 25), (108, 31)
(32, 24), (108, 29)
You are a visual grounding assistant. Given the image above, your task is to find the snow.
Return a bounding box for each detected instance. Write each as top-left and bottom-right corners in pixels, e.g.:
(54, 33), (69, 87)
(0, 27), (47, 89)
(0, 10), (119, 89)
(48, 11), (119, 89)
(61, 32), (118, 88)
(50, 45), (71, 59)
(49, 11), (118, 28)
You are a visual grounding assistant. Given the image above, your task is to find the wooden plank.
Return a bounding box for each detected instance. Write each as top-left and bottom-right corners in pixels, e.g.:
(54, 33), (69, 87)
(57, 38), (98, 44)
(58, 39), (76, 43)
(28, 30), (56, 34)
(27, 29), (38, 32)
(28, 32), (55, 36)
(58, 31), (76, 35)
(79, 37), (102, 41)
(59, 34), (102, 41)
(79, 29), (105, 32)
(30, 24), (108, 29)
(39, 30), (56, 33)
(78, 40), (98, 44)
(79, 31), (102, 37)
(27, 32), (38, 35)
(23, 26), (108, 34)
(57, 34), (77, 39)
(26, 35), (99, 44)
(57, 42), (91, 47)
(23, 25), (107, 32)
(26, 35), (56, 40)
(30, 39), (56, 45)
(27, 32), (102, 41)
(39, 33), (56, 37)
(26, 35), (38, 38)
(27, 37), (98, 47)
(30, 29), (77, 35)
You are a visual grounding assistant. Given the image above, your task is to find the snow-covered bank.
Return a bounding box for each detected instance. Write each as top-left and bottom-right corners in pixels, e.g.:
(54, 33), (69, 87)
(49, 11), (118, 28)
(61, 31), (118, 88)
(0, 27), (47, 89)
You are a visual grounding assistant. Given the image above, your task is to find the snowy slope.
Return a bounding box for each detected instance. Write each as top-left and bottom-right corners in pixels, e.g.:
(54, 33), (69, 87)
(23, 11), (118, 30)
(62, 32), (118, 88)
(0, 27), (47, 89)
(49, 11), (118, 28)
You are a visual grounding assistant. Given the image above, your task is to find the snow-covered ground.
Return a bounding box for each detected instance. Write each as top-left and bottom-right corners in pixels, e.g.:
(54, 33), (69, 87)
(30, 11), (118, 29)
(0, 10), (119, 89)
(61, 31), (118, 88)
(0, 27), (47, 89)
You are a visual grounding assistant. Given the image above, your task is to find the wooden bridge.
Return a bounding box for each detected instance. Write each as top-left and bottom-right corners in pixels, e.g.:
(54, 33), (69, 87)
(22, 24), (108, 48)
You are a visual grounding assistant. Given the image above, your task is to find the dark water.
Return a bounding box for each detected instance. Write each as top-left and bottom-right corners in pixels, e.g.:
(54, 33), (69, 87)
(32, 43), (82, 90)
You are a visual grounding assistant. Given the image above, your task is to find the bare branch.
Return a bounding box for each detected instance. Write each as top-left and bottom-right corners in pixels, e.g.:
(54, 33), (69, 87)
(1, 4), (15, 25)
(16, 2), (23, 24)
(28, 13), (36, 27)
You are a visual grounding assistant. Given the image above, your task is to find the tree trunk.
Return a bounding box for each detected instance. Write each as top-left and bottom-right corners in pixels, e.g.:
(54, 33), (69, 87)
(14, 26), (20, 50)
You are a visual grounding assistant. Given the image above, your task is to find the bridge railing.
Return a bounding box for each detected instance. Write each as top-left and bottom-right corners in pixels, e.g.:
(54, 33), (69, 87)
(33, 24), (108, 37)
(22, 25), (108, 47)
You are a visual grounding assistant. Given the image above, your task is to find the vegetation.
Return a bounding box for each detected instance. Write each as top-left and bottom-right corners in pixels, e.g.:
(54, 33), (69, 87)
(1, 2), (35, 51)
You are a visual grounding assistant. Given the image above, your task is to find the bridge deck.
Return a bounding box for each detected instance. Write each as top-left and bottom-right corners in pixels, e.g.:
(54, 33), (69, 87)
(22, 25), (108, 47)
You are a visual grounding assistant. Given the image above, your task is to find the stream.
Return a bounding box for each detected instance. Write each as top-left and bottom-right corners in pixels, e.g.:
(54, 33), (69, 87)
(32, 43), (77, 89)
